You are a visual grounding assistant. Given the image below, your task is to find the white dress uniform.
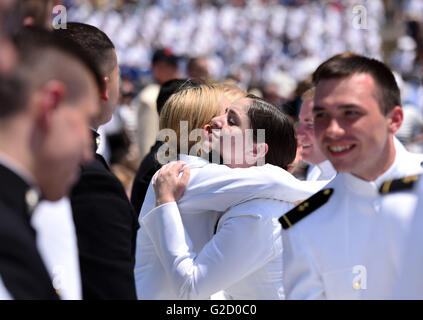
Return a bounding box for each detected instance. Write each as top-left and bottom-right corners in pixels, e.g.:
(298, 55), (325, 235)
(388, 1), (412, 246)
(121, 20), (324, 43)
(306, 160), (337, 182)
(367, 174), (423, 299)
(135, 154), (328, 299)
(393, 176), (423, 299)
(0, 276), (12, 300)
(283, 140), (423, 299)
(364, 173), (422, 299)
(143, 198), (292, 300)
(31, 198), (82, 300)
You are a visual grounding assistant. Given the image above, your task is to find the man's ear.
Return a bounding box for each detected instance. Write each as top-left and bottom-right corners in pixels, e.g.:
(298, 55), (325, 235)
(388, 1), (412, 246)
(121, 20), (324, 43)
(387, 106), (403, 135)
(100, 76), (109, 101)
(35, 80), (66, 130)
(253, 142), (268, 158)
(22, 16), (35, 27)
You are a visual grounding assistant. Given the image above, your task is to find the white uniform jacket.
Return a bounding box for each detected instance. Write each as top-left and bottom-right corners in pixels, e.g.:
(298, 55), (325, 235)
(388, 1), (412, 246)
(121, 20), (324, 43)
(368, 174), (423, 299)
(142, 198), (293, 299)
(306, 160), (337, 182)
(135, 154), (328, 299)
(283, 141), (423, 299)
(0, 276), (11, 300)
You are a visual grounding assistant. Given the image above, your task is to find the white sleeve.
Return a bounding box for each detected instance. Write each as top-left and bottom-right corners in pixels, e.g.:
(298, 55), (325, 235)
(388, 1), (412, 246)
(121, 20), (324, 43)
(283, 227), (326, 299)
(178, 164), (328, 214)
(141, 201), (279, 299)
(0, 276), (12, 300)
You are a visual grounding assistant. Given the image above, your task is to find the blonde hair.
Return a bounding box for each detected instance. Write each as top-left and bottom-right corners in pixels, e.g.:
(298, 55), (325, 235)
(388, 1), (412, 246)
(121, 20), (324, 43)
(301, 87), (315, 101)
(159, 83), (225, 152)
(219, 83), (247, 104)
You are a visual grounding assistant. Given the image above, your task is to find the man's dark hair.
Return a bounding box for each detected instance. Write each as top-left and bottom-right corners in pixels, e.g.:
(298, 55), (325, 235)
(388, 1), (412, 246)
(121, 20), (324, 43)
(246, 94), (297, 170)
(0, 27), (103, 118)
(54, 22), (116, 75)
(152, 48), (178, 68)
(312, 53), (401, 115)
(156, 78), (202, 115)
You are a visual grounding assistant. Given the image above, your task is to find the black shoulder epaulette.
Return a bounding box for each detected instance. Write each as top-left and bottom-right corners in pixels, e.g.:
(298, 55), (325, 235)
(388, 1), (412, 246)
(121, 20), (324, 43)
(279, 188), (334, 230)
(379, 174), (420, 195)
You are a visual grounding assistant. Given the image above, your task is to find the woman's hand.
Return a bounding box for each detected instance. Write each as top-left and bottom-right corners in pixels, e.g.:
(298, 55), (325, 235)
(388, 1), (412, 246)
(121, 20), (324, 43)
(153, 161), (190, 207)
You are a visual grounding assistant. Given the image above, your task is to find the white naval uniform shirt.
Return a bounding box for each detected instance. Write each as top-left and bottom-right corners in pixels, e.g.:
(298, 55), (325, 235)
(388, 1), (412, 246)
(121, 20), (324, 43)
(393, 177), (423, 299)
(32, 198), (82, 300)
(306, 160), (337, 182)
(368, 175), (423, 299)
(143, 198), (293, 300)
(0, 276), (12, 300)
(283, 141), (423, 299)
(135, 154), (328, 300)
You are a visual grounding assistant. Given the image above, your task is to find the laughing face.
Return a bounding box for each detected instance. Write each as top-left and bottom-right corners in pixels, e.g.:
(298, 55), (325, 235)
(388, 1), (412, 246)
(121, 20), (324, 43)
(313, 73), (402, 181)
(297, 98), (327, 165)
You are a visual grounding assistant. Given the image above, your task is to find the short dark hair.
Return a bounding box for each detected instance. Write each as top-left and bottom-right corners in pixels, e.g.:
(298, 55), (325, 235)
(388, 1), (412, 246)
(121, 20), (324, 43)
(312, 53), (401, 115)
(156, 78), (202, 115)
(1, 27), (103, 118)
(152, 48), (178, 68)
(246, 94), (297, 170)
(54, 22), (116, 75)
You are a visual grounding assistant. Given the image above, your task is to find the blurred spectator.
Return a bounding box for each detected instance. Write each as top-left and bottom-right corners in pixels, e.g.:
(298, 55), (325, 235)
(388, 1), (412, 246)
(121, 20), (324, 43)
(132, 48), (182, 162)
(20, 0), (57, 29)
(187, 56), (210, 81)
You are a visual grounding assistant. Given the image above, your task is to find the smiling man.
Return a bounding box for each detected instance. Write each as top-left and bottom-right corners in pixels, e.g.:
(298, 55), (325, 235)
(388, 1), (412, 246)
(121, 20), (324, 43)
(281, 53), (423, 299)
(297, 88), (336, 181)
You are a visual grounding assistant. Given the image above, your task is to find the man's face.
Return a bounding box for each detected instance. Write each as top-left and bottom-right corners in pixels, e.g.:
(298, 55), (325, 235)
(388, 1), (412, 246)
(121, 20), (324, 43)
(99, 52), (120, 126)
(297, 98), (327, 165)
(313, 73), (400, 181)
(35, 77), (100, 201)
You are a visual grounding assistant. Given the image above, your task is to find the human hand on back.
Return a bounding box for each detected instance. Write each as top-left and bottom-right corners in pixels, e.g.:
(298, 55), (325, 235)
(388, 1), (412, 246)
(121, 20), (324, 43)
(153, 161), (190, 207)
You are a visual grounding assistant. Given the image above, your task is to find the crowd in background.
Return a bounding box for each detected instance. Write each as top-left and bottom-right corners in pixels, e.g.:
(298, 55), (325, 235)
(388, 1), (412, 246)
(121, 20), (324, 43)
(61, 0), (423, 193)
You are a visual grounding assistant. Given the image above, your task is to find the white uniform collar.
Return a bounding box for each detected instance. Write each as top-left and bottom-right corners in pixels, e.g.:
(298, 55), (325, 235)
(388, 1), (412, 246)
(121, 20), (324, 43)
(341, 137), (422, 197)
(177, 154), (210, 169)
(316, 160), (337, 181)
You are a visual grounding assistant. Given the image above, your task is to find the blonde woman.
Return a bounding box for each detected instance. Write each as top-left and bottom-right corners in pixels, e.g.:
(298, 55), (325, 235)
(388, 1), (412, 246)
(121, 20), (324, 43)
(134, 84), (326, 299)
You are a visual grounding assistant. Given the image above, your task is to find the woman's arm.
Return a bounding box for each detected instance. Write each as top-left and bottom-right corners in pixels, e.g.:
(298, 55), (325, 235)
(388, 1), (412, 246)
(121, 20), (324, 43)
(142, 200), (282, 299)
(142, 162), (287, 299)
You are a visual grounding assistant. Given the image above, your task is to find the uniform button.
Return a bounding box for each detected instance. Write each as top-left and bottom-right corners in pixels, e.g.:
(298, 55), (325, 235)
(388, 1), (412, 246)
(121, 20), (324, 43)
(25, 189), (39, 212)
(353, 281), (361, 290)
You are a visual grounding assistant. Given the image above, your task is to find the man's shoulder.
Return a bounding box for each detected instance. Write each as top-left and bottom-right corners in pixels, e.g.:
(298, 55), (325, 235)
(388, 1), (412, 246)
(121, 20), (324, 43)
(279, 187), (335, 231)
(0, 202), (30, 234)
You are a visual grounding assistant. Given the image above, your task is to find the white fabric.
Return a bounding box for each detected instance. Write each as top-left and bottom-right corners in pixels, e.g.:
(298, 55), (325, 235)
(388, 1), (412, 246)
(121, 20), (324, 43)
(392, 177), (423, 299)
(142, 198), (292, 300)
(31, 198), (82, 300)
(283, 141), (423, 299)
(135, 154), (328, 299)
(0, 276), (12, 300)
(306, 160), (337, 182)
(364, 175), (421, 299)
